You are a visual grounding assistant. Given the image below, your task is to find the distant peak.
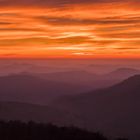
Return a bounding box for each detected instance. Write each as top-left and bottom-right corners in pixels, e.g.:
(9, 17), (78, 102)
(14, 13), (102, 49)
(117, 67), (139, 71)
(126, 74), (140, 81)
(107, 68), (140, 77)
(115, 74), (140, 87)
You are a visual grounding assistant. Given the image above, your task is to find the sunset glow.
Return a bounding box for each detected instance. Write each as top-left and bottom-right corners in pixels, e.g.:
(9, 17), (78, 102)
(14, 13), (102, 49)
(0, 0), (140, 58)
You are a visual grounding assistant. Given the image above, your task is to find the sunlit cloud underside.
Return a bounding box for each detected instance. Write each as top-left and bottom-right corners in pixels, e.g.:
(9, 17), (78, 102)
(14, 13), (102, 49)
(0, 0), (140, 58)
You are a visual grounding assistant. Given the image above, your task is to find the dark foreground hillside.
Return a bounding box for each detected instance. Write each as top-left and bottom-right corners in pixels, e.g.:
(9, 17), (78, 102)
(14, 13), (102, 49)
(0, 121), (127, 140)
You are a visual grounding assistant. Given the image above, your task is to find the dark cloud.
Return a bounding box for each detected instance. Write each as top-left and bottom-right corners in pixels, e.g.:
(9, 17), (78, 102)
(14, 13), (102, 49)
(37, 15), (140, 26)
(0, 0), (138, 7)
(0, 22), (13, 25)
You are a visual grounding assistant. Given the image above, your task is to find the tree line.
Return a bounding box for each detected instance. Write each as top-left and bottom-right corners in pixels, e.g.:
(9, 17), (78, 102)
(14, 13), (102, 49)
(0, 120), (128, 140)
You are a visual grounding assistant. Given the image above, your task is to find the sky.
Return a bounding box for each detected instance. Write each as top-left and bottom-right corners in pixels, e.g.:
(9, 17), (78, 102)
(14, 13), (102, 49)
(0, 0), (139, 59)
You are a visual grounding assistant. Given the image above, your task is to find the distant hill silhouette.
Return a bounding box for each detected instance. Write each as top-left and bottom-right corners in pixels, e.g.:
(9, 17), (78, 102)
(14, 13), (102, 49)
(104, 68), (140, 79)
(35, 70), (120, 89)
(35, 68), (140, 90)
(36, 70), (98, 84)
(52, 75), (140, 140)
(0, 74), (89, 104)
(0, 101), (78, 126)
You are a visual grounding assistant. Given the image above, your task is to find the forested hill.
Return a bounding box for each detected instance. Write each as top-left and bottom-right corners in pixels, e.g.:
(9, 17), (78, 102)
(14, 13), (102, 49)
(0, 121), (127, 140)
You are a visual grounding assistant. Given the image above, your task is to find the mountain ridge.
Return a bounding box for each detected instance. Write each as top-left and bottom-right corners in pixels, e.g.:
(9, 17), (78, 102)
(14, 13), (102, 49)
(52, 75), (140, 139)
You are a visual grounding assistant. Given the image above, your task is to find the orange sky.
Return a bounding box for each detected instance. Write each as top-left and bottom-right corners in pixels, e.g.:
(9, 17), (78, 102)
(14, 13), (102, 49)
(0, 0), (140, 58)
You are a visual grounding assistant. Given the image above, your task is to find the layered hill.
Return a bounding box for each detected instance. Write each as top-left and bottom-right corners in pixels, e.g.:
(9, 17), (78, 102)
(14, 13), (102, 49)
(0, 74), (88, 105)
(0, 101), (77, 126)
(52, 75), (140, 139)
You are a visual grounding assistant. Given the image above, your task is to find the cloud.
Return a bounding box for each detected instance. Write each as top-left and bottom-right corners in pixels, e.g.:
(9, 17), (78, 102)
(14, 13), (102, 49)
(0, 0), (139, 58)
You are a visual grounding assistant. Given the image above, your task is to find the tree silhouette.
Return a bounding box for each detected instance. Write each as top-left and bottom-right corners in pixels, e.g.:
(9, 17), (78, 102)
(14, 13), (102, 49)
(0, 120), (128, 140)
